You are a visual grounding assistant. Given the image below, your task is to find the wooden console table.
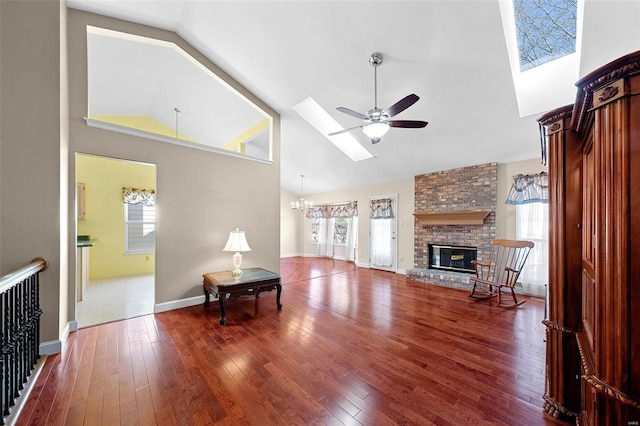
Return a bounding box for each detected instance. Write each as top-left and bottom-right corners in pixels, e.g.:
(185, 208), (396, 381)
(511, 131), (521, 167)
(203, 267), (282, 325)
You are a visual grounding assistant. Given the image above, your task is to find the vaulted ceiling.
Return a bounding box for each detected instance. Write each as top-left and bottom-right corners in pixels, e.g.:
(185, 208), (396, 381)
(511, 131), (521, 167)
(67, 0), (640, 195)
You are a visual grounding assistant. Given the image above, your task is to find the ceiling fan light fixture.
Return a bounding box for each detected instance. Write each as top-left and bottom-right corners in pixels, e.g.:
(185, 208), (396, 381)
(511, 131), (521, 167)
(363, 122), (390, 139)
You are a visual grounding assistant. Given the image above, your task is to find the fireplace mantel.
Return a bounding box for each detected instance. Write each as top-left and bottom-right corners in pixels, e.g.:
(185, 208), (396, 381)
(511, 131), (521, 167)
(413, 211), (490, 225)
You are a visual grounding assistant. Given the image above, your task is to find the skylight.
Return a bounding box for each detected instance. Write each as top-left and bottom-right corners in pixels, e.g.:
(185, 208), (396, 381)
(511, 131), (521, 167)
(498, 0), (583, 117)
(513, 0), (577, 72)
(293, 97), (373, 162)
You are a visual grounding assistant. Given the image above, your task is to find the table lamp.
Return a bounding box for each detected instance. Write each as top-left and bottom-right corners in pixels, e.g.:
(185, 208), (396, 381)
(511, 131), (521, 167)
(223, 228), (252, 277)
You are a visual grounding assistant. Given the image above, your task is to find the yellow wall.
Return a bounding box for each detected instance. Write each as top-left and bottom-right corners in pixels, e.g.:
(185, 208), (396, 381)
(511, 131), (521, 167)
(90, 115), (194, 141)
(76, 154), (156, 280)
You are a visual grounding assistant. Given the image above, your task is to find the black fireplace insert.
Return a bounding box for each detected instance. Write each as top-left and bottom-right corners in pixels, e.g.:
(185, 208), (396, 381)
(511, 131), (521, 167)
(428, 244), (477, 274)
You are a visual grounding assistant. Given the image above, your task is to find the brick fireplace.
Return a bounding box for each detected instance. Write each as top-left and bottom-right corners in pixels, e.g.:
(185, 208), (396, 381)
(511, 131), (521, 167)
(408, 163), (497, 289)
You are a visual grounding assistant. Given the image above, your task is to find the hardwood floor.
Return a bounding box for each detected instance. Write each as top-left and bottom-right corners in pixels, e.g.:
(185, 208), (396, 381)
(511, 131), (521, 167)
(17, 258), (567, 425)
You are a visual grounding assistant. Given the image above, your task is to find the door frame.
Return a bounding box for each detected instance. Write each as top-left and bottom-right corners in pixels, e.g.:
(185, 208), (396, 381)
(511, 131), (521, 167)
(74, 152), (157, 327)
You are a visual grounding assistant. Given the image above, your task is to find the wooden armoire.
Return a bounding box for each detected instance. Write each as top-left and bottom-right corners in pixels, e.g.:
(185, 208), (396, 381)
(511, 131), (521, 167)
(539, 51), (640, 424)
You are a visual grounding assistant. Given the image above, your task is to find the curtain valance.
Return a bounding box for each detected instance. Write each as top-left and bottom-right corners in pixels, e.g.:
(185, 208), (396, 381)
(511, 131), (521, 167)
(505, 172), (548, 205)
(123, 187), (156, 206)
(306, 201), (358, 219)
(369, 198), (394, 219)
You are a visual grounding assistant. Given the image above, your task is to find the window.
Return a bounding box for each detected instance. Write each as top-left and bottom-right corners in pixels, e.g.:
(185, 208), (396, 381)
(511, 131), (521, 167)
(333, 217), (348, 245)
(311, 218), (320, 244)
(312, 217), (349, 246)
(516, 202), (548, 293)
(513, 0), (577, 72)
(125, 203), (156, 254)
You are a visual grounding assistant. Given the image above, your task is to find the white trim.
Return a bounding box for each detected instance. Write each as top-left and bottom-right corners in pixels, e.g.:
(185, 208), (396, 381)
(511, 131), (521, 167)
(39, 339), (62, 355)
(85, 118), (274, 165)
(4, 357), (47, 426)
(154, 294), (211, 313)
(280, 253), (305, 258)
(38, 320), (74, 355)
(355, 260), (369, 268)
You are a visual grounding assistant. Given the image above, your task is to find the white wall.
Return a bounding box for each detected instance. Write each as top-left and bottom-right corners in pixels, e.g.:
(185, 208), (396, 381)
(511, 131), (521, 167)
(280, 187), (302, 257)
(294, 178), (415, 272)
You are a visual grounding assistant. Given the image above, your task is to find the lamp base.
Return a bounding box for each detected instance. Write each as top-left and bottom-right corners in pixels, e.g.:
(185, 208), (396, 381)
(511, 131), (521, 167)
(231, 252), (243, 277)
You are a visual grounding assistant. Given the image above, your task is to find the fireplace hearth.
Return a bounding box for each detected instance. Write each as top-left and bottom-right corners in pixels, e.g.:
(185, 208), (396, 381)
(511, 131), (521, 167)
(428, 244), (477, 274)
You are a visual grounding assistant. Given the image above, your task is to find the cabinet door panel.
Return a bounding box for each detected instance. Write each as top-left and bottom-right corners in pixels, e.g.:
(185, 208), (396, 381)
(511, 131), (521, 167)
(582, 137), (596, 352)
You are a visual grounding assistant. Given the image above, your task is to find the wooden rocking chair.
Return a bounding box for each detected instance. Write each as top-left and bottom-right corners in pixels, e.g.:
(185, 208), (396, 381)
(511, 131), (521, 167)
(468, 239), (534, 308)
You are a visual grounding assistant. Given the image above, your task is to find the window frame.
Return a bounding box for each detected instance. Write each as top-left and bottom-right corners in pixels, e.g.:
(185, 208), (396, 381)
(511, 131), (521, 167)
(124, 202), (157, 255)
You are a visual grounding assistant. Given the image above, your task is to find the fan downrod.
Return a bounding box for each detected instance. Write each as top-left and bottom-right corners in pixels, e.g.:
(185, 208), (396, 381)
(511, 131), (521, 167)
(369, 52), (383, 68)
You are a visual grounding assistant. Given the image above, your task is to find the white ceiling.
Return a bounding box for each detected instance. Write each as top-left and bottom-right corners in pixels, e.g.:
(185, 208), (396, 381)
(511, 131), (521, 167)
(67, 0), (640, 196)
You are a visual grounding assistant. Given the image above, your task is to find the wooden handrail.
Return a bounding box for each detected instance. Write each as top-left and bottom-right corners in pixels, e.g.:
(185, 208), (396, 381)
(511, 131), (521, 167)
(0, 257), (48, 293)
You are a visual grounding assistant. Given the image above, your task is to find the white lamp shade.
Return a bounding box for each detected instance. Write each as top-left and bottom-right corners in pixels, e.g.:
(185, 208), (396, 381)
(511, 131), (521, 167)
(223, 228), (252, 252)
(362, 122), (390, 139)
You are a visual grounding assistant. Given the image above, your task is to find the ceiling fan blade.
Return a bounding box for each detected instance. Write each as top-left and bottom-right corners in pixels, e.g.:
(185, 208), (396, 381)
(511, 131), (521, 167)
(336, 107), (369, 121)
(328, 124), (365, 136)
(388, 120), (428, 128)
(382, 94), (420, 118)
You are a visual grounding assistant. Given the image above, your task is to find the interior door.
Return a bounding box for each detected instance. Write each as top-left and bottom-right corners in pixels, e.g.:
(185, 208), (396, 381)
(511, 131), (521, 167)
(369, 194), (397, 272)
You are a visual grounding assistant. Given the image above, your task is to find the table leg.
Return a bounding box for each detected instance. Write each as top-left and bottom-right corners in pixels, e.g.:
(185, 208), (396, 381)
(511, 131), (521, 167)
(276, 284), (282, 310)
(218, 297), (227, 325)
(203, 284), (210, 307)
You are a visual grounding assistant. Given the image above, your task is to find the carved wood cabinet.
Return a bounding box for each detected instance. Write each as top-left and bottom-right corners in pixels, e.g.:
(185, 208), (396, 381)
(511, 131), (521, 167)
(539, 51), (640, 424)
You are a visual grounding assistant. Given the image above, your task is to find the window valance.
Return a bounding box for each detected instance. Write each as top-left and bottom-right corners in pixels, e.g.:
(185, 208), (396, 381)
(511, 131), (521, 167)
(306, 201), (358, 219)
(505, 172), (548, 205)
(123, 187), (156, 206)
(370, 198), (394, 219)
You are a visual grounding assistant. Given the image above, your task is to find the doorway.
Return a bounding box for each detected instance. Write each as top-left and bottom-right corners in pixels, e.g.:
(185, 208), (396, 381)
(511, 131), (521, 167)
(75, 153), (156, 328)
(369, 194), (397, 272)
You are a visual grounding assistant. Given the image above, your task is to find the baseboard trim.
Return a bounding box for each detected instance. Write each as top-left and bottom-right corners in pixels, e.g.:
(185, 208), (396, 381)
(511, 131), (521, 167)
(280, 253), (303, 258)
(39, 339), (62, 355)
(154, 295), (208, 313)
(38, 318), (76, 356)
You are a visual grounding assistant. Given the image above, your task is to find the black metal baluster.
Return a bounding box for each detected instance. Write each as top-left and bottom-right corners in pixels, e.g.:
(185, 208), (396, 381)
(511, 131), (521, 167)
(2, 291), (8, 422)
(1, 261), (45, 424)
(16, 280), (24, 395)
(34, 273), (41, 364)
(8, 286), (17, 411)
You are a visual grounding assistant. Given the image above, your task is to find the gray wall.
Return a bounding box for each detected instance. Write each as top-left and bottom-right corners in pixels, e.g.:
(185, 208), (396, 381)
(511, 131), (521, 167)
(67, 10), (281, 307)
(1, 0), (67, 348)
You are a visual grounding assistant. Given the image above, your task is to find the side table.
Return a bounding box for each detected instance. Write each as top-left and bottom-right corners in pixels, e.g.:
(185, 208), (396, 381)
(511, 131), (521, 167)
(203, 267), (282, 325)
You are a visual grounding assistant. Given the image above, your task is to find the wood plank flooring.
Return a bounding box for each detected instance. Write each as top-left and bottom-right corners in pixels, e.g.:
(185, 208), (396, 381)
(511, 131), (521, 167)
(17, 257), (567, 425)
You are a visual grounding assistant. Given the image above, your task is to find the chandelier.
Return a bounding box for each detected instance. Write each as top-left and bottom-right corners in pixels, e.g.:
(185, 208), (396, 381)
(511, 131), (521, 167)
(291, 174), (313, 211)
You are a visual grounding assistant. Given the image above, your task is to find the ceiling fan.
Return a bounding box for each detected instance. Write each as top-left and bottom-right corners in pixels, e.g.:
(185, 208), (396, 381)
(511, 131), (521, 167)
(330, 52), (428, 144)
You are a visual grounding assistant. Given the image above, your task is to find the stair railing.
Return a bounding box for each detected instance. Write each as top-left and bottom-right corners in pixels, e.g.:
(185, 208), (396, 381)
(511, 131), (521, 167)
(0, 257), (48, 424)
